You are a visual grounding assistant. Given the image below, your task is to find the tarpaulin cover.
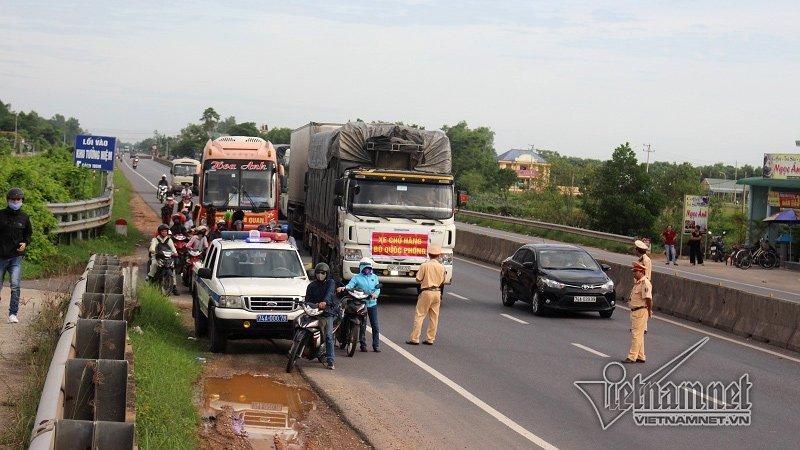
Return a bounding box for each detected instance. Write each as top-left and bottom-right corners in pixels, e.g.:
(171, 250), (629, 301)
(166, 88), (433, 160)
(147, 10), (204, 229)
(308, 122), (451, 174)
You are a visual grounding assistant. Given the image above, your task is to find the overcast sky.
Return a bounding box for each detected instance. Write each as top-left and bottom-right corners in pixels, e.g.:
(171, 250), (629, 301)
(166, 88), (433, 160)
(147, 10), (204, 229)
(2, 0), (798, 166)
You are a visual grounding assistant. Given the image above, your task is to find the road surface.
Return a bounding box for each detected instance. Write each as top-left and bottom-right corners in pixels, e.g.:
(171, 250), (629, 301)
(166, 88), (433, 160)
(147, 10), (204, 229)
(122, 159), (800, 449)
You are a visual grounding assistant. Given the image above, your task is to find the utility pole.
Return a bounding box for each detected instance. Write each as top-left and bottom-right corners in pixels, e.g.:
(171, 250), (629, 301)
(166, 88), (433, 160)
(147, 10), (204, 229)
(13, 112), (18, 152)
(642, 144), (654, 173)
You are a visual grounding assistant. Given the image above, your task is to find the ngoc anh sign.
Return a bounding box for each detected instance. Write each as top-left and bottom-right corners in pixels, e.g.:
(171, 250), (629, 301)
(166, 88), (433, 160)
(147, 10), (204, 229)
(683, 195), (709, 233)
(763, 153), (800, 179)
(74, 134), (116, 171)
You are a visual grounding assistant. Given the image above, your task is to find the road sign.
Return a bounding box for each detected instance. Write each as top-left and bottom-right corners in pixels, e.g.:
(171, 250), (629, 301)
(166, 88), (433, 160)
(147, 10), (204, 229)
(74, 134), (116, 171)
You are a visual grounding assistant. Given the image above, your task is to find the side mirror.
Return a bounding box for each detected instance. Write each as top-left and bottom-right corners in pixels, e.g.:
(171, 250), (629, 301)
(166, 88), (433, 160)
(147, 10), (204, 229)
(197, 268), (212, 279)
(333, 197), (343, 207)
(303, 172), (309, 192)
(334, 179), (346, 196)
(522, 261), (536, 270)
(192, 174), (199, 186)
(601, 263), (611, 272)
(280, 174), (288, 194)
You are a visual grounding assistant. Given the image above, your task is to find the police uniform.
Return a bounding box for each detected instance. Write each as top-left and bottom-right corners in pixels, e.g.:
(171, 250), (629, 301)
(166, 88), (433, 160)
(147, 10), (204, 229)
(626, 263), (652, 363)
(408, 245), (446, 345)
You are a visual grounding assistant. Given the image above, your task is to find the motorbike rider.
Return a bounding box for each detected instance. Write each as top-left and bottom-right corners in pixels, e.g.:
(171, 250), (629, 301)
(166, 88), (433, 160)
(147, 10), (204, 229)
(148, 224), (178, 294)
(305, 262), (339, 370)
(337, 257), (381, 352)
(169, 213), (186, 237)
(188, 225), (209, 253)
(180, 184), (193, 199)
(208, 219), (226, 242)
(179, 192), (194, 214)
(160, 196), (175, 224)
(132, 157), (139, 167)
(158, 174), (169, 189)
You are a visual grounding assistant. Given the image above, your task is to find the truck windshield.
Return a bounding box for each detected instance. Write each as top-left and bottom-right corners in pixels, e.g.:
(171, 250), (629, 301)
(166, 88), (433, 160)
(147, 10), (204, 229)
(217, 249), (305, 278)
(349, 180), (453, 220)
(173, 164), (196, 176)
(203, 160), (275, 209)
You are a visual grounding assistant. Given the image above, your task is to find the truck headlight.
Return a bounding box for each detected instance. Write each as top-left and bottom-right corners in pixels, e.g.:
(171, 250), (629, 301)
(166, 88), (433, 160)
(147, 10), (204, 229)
(218, 295), (245, 309)
(439, 253), (453, 265)
(601, 280), (615, 292)
(343, 248), (362, 261)
(539, 277), (565, 289)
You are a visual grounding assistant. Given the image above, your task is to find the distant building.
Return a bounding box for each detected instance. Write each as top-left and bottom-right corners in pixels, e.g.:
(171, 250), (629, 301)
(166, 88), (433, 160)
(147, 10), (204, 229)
(496, 149), (551, 191)
(701, 178), (748, 203)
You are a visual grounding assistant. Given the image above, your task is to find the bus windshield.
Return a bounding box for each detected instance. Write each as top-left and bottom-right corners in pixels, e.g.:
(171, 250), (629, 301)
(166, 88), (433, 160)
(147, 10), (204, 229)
(202, 160), (275, 209)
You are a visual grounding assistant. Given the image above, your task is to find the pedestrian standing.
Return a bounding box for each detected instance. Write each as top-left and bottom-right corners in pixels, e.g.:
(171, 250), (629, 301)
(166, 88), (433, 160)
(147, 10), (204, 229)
(0, 188), (32, 324)
(661, 225), (677, 265)
(622, 262), (652, 364)
(407, 245), (446, 346)
(634, 240), (652, 281)
(689, 225), (704, 266)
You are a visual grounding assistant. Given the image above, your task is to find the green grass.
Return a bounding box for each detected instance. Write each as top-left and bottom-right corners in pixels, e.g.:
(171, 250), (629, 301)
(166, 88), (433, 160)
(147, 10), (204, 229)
(130, 284), (203, 449)
(458, 214), (632, 254)
(0, 295), (69, 448)
(24, 168), (145, 279)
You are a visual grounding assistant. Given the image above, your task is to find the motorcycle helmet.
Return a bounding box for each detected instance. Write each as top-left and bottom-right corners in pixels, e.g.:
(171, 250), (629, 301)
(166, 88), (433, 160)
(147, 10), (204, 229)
(161, 174), (167, 179)
(157, 224), (169, 232)
(358, 257), (374, 274)
(6, 188), (24, 200)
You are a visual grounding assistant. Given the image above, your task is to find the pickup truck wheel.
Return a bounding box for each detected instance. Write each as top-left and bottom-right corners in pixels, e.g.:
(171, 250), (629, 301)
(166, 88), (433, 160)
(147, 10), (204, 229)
(208, 307), (227, 353)
(193, 294), (208, 336)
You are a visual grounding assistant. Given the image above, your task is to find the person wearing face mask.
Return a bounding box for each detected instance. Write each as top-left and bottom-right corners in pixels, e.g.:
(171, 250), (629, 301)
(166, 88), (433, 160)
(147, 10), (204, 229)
(305, 263), (339, 369)
(337, 257), (381, 352)
(0, 188), (32, 324)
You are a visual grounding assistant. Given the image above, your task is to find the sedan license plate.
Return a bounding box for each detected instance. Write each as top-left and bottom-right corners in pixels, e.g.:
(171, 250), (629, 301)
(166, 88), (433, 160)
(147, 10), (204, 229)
(256, 314), (287, 323)
(573, 296), (596, 303)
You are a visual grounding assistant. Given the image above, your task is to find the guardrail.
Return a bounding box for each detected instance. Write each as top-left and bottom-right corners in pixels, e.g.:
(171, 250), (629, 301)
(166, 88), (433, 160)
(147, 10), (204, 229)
(457, 210), (635, 245)
(29, 255), (136, 450)
(46, 171), (114, 242)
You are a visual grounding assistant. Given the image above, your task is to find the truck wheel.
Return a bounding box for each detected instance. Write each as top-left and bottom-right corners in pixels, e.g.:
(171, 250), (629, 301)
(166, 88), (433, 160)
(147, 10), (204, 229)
(208, 307), (227, 353)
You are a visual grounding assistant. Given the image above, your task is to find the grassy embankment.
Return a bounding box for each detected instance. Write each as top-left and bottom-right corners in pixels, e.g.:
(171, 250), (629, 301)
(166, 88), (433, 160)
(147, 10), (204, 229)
(129, 284), (203, 449)
(457, 213), (632, 254)
(0, 296), (69, 448)
(24, 168), (144, 279)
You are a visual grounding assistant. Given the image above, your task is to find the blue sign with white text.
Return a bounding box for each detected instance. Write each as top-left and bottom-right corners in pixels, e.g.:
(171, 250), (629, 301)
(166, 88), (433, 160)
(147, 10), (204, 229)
(74, 134), (116, 171)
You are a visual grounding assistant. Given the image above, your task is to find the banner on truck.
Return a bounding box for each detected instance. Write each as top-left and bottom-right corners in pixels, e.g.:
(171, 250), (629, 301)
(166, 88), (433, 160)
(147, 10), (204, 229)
(683, 195), (709, 233)
(371, 232), (429, 259)
(762, 153), (800, 179)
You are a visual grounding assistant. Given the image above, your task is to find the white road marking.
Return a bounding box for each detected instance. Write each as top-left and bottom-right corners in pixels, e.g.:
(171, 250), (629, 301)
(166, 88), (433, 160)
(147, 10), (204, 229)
(616, 305), (800, 364)
(681, 386), (728, 407)
(122, 159), (158, 189)
(570, 343), (610, 358)
(500, 313), (529, 325)
(449, 292), (470, 301)
(454, 256), (502, 272)
(457, 255), (800, 364)
(366, 325), (558, 450)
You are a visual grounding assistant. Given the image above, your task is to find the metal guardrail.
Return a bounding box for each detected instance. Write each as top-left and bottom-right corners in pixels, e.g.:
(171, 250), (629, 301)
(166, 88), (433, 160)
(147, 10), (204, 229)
(46, 171), (114, 237)
(457, 210), (635, 244)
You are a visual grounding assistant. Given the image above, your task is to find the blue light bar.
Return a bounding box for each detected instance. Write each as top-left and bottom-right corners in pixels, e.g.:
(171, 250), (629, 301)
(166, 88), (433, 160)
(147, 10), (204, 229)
(220, 230), (289, 242)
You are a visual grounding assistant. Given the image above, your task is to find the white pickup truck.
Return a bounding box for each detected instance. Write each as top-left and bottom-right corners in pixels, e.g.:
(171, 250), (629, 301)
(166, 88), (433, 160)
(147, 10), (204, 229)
(192, 231), (309, 352)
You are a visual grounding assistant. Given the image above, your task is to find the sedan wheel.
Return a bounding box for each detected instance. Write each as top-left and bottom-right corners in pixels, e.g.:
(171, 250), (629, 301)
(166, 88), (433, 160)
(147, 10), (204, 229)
(531, 292), (544, 316)
(501, 283), (516, 307)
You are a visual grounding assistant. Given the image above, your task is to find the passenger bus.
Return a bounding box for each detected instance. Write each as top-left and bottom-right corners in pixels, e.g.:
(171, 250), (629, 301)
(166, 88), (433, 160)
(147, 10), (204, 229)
(198, 136), (281, 230)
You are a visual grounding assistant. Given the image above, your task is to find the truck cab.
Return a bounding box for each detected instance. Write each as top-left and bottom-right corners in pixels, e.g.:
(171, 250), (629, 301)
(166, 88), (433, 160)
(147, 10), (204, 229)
(192, 231), (308, 352)
(333, 169), (455, 285)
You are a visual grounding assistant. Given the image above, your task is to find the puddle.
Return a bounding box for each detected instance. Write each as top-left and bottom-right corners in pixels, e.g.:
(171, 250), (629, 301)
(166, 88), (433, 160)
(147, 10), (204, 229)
(203, 374), (316, 445)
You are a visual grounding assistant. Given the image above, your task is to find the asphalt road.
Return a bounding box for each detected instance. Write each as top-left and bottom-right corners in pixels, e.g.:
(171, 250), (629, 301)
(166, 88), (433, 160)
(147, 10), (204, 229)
(122, 159), (800, 449)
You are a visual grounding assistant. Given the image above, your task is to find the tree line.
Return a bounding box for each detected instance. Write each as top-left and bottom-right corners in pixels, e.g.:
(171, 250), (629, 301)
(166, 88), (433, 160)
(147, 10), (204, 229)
(0, 99), (85, 153)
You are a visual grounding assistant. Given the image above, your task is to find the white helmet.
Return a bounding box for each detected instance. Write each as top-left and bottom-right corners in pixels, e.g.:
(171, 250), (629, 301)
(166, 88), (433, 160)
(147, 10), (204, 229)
(161, 174), (167, 179)
(359, 257), (375, 266)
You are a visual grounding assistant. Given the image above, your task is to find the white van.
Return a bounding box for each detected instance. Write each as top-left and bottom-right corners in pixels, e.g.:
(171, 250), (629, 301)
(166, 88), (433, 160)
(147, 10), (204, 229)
(171, 158), (200, 193)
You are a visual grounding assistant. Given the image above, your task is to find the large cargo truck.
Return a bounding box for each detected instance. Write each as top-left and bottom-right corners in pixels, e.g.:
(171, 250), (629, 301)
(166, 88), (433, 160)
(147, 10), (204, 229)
(287, 121), (455, 287)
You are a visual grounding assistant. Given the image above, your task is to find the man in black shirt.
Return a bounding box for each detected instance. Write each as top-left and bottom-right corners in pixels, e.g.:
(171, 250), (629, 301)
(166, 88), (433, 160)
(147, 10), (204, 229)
(305, 263), (339, 370)
(0, 188), (32, 324)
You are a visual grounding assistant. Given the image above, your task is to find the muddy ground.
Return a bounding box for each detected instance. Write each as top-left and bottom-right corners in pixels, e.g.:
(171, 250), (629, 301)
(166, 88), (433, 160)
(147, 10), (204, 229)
(133, 189), (370, 450)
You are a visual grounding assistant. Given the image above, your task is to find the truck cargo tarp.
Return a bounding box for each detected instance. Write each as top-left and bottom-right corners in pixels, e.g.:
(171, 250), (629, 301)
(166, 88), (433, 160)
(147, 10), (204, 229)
(308, 122), (451, 174)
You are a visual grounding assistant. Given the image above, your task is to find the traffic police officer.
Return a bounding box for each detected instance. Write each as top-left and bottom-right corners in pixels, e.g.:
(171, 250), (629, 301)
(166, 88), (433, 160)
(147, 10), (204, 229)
(623, 262), (652, 363)
(634, 239), (652, 281)
(407, 245), (446, 346)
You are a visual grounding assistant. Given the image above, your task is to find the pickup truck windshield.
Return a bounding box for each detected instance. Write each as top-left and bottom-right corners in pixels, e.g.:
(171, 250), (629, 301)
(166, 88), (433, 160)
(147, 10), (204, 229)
(350, 179), (453, 220)
(173, 164), (196, 176)
(217, 249), (305, 278)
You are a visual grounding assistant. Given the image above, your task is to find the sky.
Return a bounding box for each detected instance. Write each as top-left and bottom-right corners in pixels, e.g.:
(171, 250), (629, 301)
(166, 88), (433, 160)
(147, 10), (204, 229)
(2, 0), (799, 166)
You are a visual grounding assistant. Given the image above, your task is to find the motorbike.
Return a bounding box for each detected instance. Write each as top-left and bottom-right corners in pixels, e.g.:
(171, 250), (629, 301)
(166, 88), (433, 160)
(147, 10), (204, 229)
(286, 302), (342, 373)
(172, 234), (188, 284)
(336, 288), (369, 357)
(156, 185), (168, 203)
(708, 231), (726, 263)
(132, 160), (139, 170)
(182, 249), (202, 288)
(152, 247), (176, 296)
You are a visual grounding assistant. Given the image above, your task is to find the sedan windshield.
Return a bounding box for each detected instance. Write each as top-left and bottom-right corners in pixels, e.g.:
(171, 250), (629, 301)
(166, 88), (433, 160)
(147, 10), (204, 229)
(350, 180), (453, 220)
(538, 250), (600, 271)
(216, 249), (305, 278)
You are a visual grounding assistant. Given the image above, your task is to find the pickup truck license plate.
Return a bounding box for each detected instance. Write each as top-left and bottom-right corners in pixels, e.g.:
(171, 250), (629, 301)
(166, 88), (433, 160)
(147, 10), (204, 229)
(256, 314), (287, 323)
(573, 296), (596, 303)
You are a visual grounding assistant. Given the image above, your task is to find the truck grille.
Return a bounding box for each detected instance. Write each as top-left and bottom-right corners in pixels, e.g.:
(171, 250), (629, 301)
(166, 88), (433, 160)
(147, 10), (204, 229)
(245, 297), (297, 312)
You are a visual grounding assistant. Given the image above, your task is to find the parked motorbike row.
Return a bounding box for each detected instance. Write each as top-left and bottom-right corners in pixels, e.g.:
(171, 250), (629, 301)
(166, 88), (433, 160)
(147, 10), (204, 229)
(148, 233), (204, 295)
(286, 287), (371, 373)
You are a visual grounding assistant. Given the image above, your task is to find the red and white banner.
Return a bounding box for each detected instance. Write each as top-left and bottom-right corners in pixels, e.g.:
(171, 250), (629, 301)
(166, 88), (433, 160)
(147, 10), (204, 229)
(371, 232), (429, 258)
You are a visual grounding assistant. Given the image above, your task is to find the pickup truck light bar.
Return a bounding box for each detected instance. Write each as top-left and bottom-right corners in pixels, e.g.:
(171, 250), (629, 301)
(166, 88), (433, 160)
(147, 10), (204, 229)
(220, 230), (289, 242)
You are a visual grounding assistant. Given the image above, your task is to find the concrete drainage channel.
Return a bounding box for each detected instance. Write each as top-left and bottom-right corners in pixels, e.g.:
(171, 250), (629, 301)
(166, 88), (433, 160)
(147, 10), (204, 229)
(29, 254), (137, 450)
